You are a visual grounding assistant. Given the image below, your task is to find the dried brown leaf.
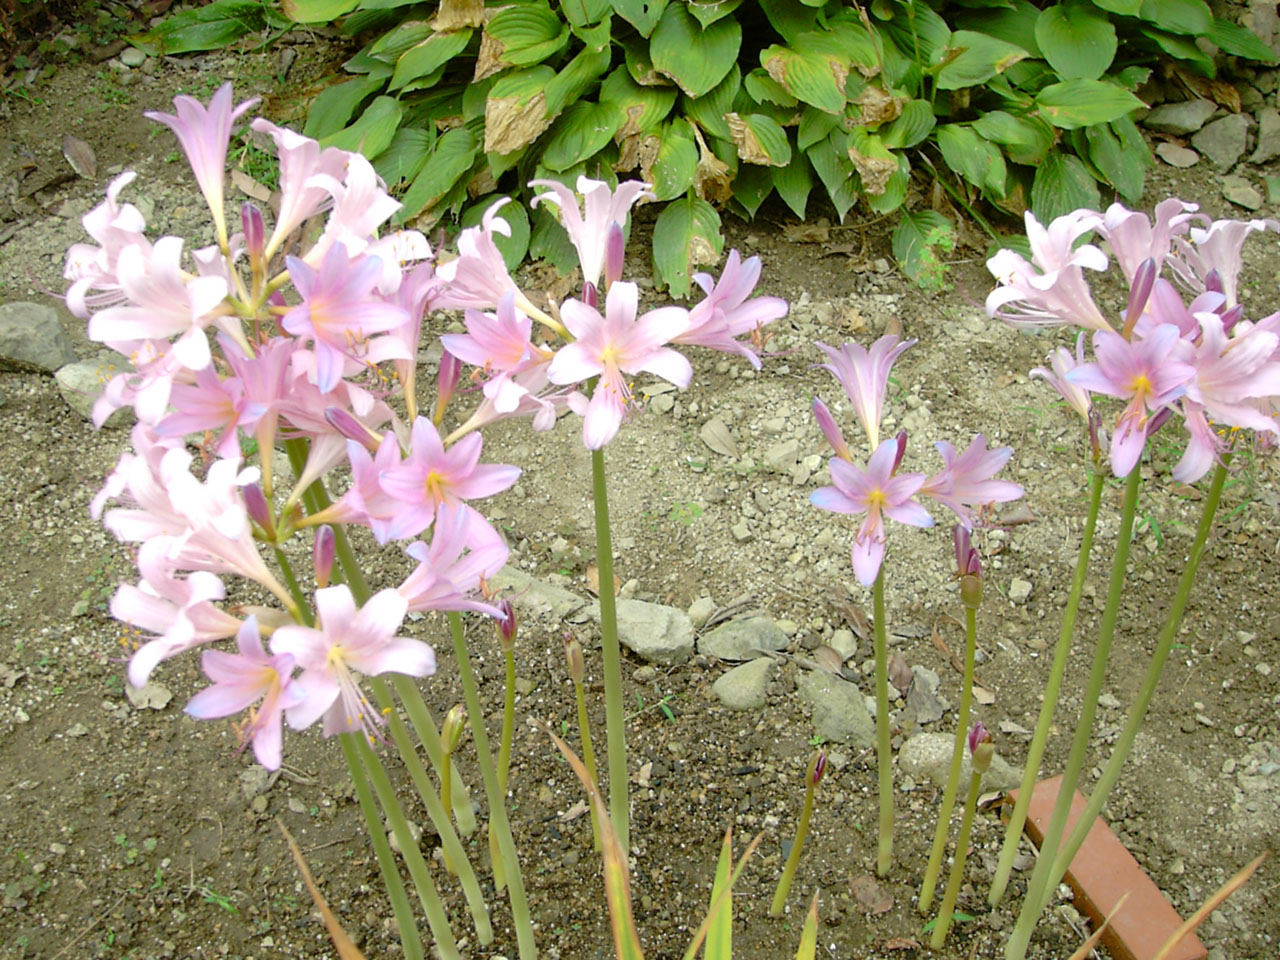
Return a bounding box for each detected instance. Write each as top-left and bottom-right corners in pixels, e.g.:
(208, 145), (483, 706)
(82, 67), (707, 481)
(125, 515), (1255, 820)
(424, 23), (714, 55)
(230, 168), (271, 202)
(887, 651), (913, 696)
(782, 221), (830, 243)
(850, 873), (894, 914)
(586, 565), (621, 597)
(882, 938), (921, 951)
(61, 135), (96, 179)
(700, 417), (739, 459)
(484, 91), (552, 154)
(692, 124), (732, 205)
(813, 644), (844, 674)
(1152, 854), (1265, 960)
(277, 819), (367, 960)
(848, 140), (896, 195)
(432, 0), (484, 30)
(725, 112), (786, 167)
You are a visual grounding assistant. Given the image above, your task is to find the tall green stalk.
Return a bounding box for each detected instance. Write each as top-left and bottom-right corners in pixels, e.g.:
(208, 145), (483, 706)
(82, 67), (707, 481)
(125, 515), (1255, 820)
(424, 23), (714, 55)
(988, 468), (1105, 907)
(872, 569), (893, 877)
(1005, 466), (1143, 960)
(918, 604), (977, 913)
(1041, 458), (1229, 911)
(592, 446), (630, 856)
(448, 612), (537, 960)
(392, 675), (478, 835)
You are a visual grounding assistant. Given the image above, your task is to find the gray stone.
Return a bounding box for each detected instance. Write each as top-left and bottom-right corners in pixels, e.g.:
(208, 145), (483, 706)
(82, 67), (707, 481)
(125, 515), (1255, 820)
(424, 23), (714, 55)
(829, 628), (858, 661)
(898, 732), (1023, 793)
(584, 598), (694, 665)
(712, 657), (776, 710)
(730, 521), (754, 543)
(763, 438), (799, 470)
(1252, 108), (1280, 164)
(1190, 113), (1250, 172)
(903, 666), (948, 726)
(1142, 99), (1217, 135)
(0, 302), (77, 373)
(796, 671), (875, 748)
(698, 616), (789, 661)
(1223, 175), (1264, 211)
(55, 360), (134, 428)
(120, 46), (147, 67)
(649, 393), (674, 414)
(1155, 142), (1200, 168)
(489, 567), (588, 621)
(1009, 578), (1033, 604)
(687, 596), (716, 628)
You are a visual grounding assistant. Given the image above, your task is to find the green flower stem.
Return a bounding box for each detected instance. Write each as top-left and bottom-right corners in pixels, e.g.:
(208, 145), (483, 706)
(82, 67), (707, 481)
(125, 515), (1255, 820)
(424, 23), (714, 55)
(574, 677), (602, 851)
(272, 545), (313, 625)
(770, 751), (823, 916)
(283, 437), (371, 602)
(392, 675), (478, 836)
(929, 768), (984, 950)
(353, 734), (461, 960)
(339, 733), (425, 960)
(367, 679), (492, 944)
(1044, 458), (1229, 907)
(448, 612), (537, 960)
(499, 647), (517, 792)
(592, 446), (630, 856)
(1005, 466), (1143, 960)
(918, 604), (977, 913)
(989, 468), (1105, 908)
(872, 569), (893, 877)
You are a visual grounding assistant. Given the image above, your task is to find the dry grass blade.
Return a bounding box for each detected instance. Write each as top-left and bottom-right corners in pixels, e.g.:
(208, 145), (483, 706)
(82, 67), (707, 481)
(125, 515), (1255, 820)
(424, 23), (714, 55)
(1066, 891), (1128, 960)
(1152, 853), (1266, 960)
(276, 818), (368, 960)
(794, 891), (819, 960)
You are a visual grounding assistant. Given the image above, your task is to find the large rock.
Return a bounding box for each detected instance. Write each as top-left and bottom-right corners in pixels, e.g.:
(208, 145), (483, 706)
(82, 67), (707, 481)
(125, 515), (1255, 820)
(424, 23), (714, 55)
(0, 302), (77, 373)
(898, 732), (1023, 793)
(796, 671), (875, 749)
(1141, 99), (1217, 136)
(1251, 107), (1280, 164)
(712, 657), (776, 710)
(698, 616), (789, 661)
(1190, 113), (1250, 172)
(586, 597), (694, 665)
(489, 567), (588, 621)
(55, 360), (134, 428)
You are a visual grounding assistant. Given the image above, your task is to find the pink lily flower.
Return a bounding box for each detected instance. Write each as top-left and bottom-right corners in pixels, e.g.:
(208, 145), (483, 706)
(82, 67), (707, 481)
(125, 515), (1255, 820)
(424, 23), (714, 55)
(448, 364), (575, 437)
(441, 292), (554, 414)
(377, 416), (521, 534)
(1097, 199), (1199, 286)
(321, 434), (432, 543)
(304, 152), (405, 270)
(249, 119), (352, 260)
(433, 199), (530, 313)
(1031, 333), (1093, 423)
(675, 249), (788, 368)
(1067, 325), (1197, 477)
(283, 243), (411, 393)
(398, 505), (510, 615)
(812, 396), (854, 461)
(271, 585), (431, 739)
(986, 209), (1111, 331)
(145, 83), (259, 245)
(185, 616), (305, 770)
(86, 237), (229, 371)
(64, 171), (151, 318)
(814, 335), (915, 451)
(1169, 216), (1280, 307)
(547, 280), (691, 449)
(154, 364), (247, 459)
(918, 434), (1024, 526)
(529, 176), (653, 290)
(810, 438), (933, 585)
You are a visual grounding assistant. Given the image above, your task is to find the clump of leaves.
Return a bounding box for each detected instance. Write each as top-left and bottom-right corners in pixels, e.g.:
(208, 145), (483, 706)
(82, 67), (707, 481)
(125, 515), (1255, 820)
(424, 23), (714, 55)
(234, 0), (1279, 292)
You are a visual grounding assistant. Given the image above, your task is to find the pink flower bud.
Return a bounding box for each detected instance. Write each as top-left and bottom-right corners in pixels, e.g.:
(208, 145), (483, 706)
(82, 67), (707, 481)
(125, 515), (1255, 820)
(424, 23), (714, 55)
(889, 430), (908, 474)
(812, 748), (827, 786)
(953, 524), (982, 609)
(969, 722), (994, 774)
(564, 633), (584, 684)
(324, 406), (379, 451)
(494, 598), (516, 651)
(313, 524), (335, 589)
(243, 482), (275, 538)
(433, 349), (461, 426)
(1121, 257), (1157, 339)
(241, 202), (264, 261)
(812, 397), (853, 461)
(581, 281), (599, 309)
(604, 221), (625, 290)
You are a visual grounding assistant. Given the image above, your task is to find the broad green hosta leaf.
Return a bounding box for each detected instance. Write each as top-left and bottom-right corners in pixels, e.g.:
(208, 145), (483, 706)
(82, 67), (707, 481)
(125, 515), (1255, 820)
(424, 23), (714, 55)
(730, 155), (773, 217)
(797, 105), (840, 150)
(560, 0), (611, 28)
(955, 0), (1042, 59)
(1035, 79), (1145, 129)
(1138, 0), (1211, 35)
(304, 76), (384, 139)
(882, 1), (951, 69)
(612, 0), (668, 37)
(546, 43), (613, 114)
(880, 99), (935, 149)
(1140, 28), (1215, 71)
(935, 123), (1006, 194)
(369, 19), (433, 61)
(972, 109), (1054, 165)
(374, 127), (433, 186)
(758, 0), (820, 43)
(530, 202), (580, 271)
(681, 64), (741, 141)
(130, 0), (273, 55)
(282, 0), (359, 21)
(935, 29), (1029, 90)
(390, 30), (472, 90)
(688, 0), (743, 28)
(482, 3), (569, 69)
(1209, 18), (1279, 61)
(1085, 116), (1147, 201)
(600, 67), (678, 137)
(892, 209), (956, 289)
(540, 100), (623, 171)
(396, 126), (479, 221)
(651, 2), (741, 97)
(459, 196), (530, 271)
(1090, 0), (1141, 14)
(322, 95), (402, 158)
(744, 68), (798, 107)
(760, 32), (850, 115)
(726, 112), (791, 166)
(641, 118), (699, 200)
(1031, 152), (1100, 222)
(485, 66), (556, 154)
(652, 195), (723, 296)
(1034, 4), (1115, 80)
(623, 40), (670, 87)
(773, 143), (812, 218)
(807, 132), (860, 221)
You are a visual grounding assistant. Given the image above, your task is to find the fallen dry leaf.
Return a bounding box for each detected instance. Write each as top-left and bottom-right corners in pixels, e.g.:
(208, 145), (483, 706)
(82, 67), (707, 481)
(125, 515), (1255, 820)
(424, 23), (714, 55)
(887, 651), (913, 696)
(782, 220), (830, 243)
(882, 938), (921, 951)
(558, 799), (590, 822)
(700, 417), (739, 459)
(230, 168), (271, 202)
(850, 873), (894, 914)
(61, 135), (96, 179)
(586, 565), (620, 597)
(813, 644), (844, 675)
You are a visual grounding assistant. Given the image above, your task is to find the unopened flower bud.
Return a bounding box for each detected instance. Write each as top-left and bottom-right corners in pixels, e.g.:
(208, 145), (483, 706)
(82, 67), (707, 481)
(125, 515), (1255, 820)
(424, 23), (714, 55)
(564, 633), (584, 684)
(813, 397), (853, 461)
(889, 430), (908, 474)
(1121, 257), (1157, 338)
(494, 598), (516, 651)
(442, 704), (467, 754)
(604, 221), (625, 290)
(433, 350), (461, 426)
(1204, 268), (1224, 296)
(581, 280), (599, 309)
(953, 525), (983, 609)
(243, 482), (275, 538)
(313, 524), (335, 589)
(968, 722), (994, 774)
(1220, 303), (1244, 335)
(810, 748), (827, 786)
(325, 406), (379, 451)
(241, 202), (265, 261)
